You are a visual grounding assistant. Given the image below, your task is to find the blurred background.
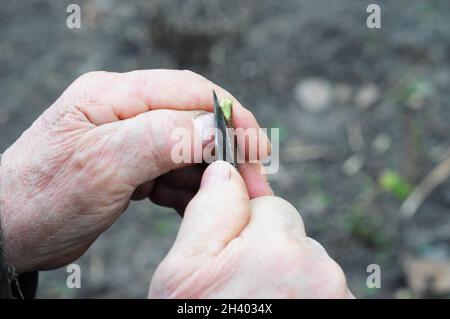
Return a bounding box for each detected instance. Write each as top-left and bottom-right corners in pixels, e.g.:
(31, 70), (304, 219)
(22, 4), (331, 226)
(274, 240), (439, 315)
(1, 0), (450, 298)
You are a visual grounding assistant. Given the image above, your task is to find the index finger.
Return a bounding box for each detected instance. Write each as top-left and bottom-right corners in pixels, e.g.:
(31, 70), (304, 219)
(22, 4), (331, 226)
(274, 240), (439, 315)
(60, 69), (270, 158)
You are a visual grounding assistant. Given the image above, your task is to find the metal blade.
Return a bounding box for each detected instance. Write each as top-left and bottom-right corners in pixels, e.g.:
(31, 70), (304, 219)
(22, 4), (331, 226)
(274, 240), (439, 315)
(213, 90), (237, 167)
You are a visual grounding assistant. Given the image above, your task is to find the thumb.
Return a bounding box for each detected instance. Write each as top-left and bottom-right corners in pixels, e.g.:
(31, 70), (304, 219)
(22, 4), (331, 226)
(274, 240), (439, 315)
(107, 109), (214, 187)
(172, 161), (251, 254)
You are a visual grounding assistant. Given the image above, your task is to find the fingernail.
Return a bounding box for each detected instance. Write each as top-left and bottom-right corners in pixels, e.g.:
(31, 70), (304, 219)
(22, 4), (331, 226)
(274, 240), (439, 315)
(193, 112), (214, 145)
(201, 161), (231, 188)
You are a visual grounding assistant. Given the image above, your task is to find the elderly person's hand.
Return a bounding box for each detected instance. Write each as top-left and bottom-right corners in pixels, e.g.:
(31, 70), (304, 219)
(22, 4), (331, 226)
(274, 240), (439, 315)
(149, 161), (353, 299)
(0, 70), (271, 274)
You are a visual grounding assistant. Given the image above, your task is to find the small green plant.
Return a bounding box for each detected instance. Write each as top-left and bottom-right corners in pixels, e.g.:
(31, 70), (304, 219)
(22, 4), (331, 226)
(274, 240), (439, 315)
(343, 207), (389, 249)
(378, 170), (412, 200)
(390, 78), (433, 107)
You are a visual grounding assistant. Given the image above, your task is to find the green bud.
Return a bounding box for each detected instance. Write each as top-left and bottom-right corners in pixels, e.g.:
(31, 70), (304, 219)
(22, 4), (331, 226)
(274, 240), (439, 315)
(219, 98), (233, 122)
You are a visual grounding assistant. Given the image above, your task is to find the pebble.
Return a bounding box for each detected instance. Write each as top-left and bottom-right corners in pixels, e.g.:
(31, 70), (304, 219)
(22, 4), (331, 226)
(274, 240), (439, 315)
(355, 84), (380, 109)
(372, 133), (392, 154)
(294, 78), (332, 112)
(342, 154), (365, 176)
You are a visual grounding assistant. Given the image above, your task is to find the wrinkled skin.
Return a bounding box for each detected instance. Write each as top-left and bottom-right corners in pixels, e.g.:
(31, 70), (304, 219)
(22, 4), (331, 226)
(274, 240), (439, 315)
(149, 161), (354, 299)
(0, 70), (272, 274)
(0, 69), (353, 299)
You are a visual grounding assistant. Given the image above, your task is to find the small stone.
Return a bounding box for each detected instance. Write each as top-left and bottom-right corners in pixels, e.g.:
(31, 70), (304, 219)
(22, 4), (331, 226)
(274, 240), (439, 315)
(372, 134), (392, 154)
(295, 78), (332, 112)
(342, 154), (365, 176)
(355, 84), (380, 109)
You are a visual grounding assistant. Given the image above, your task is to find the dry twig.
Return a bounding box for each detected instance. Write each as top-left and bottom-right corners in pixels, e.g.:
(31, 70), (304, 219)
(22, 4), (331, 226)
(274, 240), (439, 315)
(401, 150), (450, 218)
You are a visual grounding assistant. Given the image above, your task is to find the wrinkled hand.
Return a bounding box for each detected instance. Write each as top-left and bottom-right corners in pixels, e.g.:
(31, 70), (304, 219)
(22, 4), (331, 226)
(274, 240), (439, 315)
(0, 70), (271, 274)
(149, 161), (353, 299)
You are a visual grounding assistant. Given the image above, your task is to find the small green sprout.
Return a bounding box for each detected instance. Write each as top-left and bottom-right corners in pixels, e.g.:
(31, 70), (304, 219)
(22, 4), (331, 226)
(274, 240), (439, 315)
(219, 98), (233, 122)
(379, 170), (412, 200)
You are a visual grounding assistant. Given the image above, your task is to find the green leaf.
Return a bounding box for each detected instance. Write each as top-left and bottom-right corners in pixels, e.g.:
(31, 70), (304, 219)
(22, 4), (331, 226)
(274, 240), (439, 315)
(219, 98), (233, 122)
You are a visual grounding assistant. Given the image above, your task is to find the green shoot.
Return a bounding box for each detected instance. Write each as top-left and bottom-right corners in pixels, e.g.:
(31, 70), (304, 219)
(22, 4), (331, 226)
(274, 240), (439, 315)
(219, 98), (233, 122)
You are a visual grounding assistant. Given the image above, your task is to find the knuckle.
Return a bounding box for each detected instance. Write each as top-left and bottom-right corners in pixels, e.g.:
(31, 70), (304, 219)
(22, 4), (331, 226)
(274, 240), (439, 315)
(260, 236), (349, 297)
(67, 71), (119, 110)
(250, 196), (305, 235)
(270, 196), (299, 212)
(153, 110), (179, 153)
(306, 237), (328, 254)
(257, 196), (301, 219)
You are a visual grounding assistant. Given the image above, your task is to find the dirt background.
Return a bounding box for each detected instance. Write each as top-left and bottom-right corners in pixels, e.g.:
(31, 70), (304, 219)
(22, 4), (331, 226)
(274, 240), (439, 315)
(1, 0), (450, 298)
